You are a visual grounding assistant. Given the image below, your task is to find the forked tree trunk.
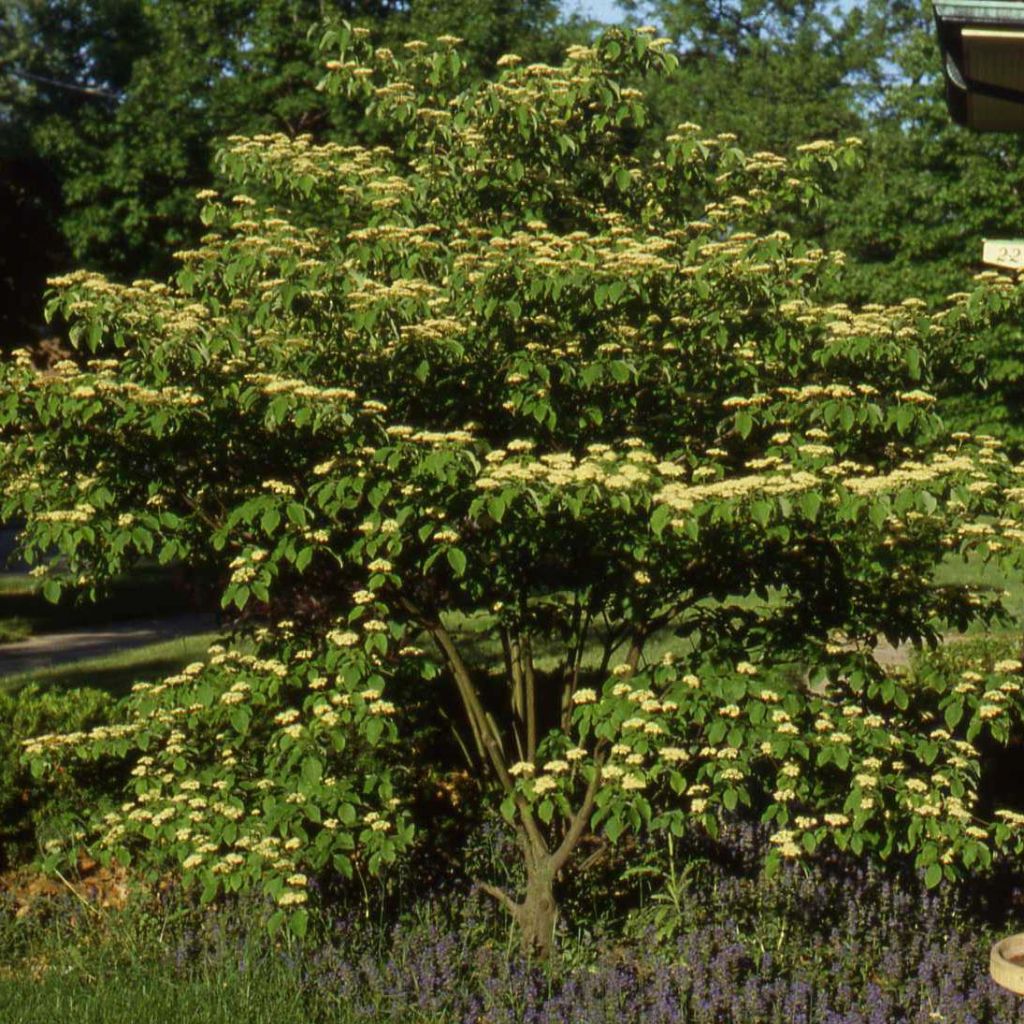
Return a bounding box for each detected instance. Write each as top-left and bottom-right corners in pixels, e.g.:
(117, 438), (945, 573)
(480, 851), (559, 960)
(516, 859), (558, 959)
(478, 756), (604, 960)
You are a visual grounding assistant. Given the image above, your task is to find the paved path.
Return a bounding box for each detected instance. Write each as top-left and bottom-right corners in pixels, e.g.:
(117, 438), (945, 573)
(872, 639), (915, 670)
(0, 613), (218, 679)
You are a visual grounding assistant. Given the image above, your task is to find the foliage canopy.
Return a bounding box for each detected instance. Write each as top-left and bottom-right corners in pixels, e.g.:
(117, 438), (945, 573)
(5, 25), (1024, 951)
(0, 0), (587, 348)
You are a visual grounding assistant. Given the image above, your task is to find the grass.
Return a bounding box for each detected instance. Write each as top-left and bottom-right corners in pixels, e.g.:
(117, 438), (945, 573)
(0, 563), (218, 699)
(0, 617), (34, 644)
(0, 563), (1022, 1021)
(0, 548), (1014, 709)
(0, 888), (321, 1024)
(0, 575), (39, 597)
(1, 832), (1023, 1024)
(0, 632), (221, 698)
(0, 970), (313, 1024)
(442, 549), (1024, 681)
(0, 951), (314, 1024)
(0, 566), (207, 643)
(934, 553), (1024, 626)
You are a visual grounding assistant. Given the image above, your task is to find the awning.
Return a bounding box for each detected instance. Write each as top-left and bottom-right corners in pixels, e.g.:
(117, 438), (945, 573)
(935, 1), (1024, 130)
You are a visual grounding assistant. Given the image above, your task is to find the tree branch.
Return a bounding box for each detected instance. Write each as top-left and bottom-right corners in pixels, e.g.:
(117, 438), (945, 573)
(398, 596), (548, 853)
(551, 743), (607, 875)
(522, 633), (538, 761)
(577, 836), (610, 875)
(475, 880), (521, 920)
(503, 627), (526, 761)
(398, 596), (502, 779)
(570, 607), (595, 716)
(10, 68), (120, 101)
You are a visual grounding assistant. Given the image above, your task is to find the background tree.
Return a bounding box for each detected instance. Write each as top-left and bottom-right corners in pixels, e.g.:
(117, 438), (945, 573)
(615, 0), (903, 154)
(819, 1), (1024, 448)
(1, 0), (151, 349)
(7, 28), (1024, 956)
(0, 0), (589, 349)
(611, 0), (1024, 448)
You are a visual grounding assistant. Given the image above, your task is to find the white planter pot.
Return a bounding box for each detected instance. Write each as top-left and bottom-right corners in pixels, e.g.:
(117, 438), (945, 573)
(990, 934), (1024, 994)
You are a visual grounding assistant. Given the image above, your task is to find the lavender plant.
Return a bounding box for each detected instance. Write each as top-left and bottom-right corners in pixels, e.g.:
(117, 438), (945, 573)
(3, 822), (1024, 1023)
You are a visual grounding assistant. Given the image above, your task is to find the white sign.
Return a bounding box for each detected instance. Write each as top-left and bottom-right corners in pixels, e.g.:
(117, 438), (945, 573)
(983, 239), (1024, 270)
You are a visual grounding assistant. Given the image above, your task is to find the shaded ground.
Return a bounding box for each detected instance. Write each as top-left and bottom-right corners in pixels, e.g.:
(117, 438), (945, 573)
(0, 857), (134, 921)
(0, 569), (208, 631)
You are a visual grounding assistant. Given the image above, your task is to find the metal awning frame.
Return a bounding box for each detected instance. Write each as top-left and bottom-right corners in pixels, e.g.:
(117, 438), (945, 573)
(935, 2), (1024, 127)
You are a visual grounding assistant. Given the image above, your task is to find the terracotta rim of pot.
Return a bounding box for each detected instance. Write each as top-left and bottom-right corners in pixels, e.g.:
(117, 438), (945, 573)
(990, 934), (1024, 995)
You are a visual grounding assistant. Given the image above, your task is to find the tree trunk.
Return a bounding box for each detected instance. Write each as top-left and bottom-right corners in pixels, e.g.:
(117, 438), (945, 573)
(479, 853), (559, 960)
(478, 761), (606, 960)
(516, 858), (558, 960)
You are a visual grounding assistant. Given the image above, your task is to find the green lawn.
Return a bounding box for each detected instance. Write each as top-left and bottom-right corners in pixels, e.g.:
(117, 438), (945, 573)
(0, 550), (1015, 702)
(0, 616), (34, 644)
(933, 553), (1024, 625)
(0, 632), (220, 698)
(0, 574), (39, 597)
(0, 567), (207, 643)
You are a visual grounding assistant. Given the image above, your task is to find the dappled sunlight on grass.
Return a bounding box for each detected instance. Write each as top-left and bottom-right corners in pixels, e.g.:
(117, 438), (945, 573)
(0, 633), (220, 698)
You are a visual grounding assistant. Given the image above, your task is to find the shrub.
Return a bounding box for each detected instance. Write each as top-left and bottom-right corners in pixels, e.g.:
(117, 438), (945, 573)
(3, 25), (1024, 950)
(0, 684), (120, 868)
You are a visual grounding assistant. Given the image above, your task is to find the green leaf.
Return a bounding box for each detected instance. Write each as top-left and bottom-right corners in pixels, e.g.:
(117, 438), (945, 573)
(750, 500), (771, 527)
(944, 701), (964, 731)
(262, 508), (281, 535)
(289, 908), (309, 938)
(446, 547), (467, 576)
(608, 360), (630, 383)
(614, 167), (631, 192)
(650, 503), (672, 537)
(500, 794), (516, 823)
(302, 756), (323, 786)
(896, 406), (915, 434)
(799, 492), (822, 522)
(200, 877), (219, 904)
(907, 347), (921, 380)
(924, 863), (942, 889)
(486, 495), (507, 523)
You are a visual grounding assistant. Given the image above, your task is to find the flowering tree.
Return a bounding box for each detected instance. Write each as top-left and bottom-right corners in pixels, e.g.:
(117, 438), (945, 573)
(6, 26), (1024, 954)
